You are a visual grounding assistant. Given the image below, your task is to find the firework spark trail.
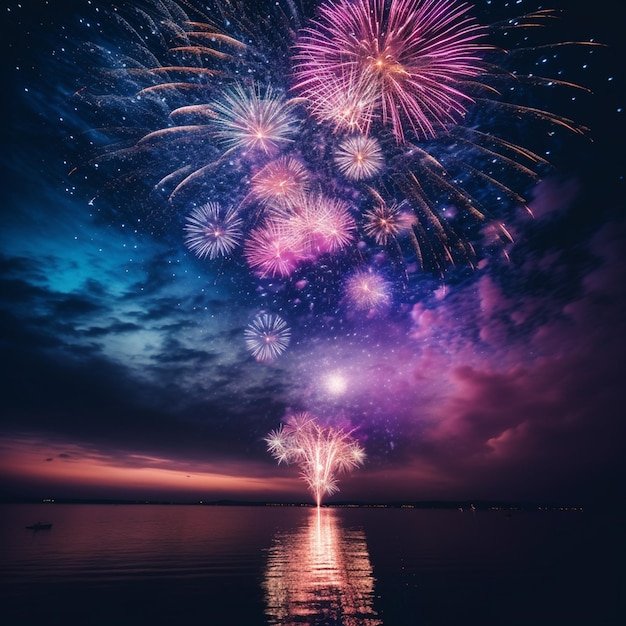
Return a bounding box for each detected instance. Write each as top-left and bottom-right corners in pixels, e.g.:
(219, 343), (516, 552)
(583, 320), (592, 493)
(265, 413), (365, 506)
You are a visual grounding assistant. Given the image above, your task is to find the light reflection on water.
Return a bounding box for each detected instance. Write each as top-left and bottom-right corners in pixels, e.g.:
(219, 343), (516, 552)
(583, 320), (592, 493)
(264, 507), (382, 626)
(0, 504), (621, 625)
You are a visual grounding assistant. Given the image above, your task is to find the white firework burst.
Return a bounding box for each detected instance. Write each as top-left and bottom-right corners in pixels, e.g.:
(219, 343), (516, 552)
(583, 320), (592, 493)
(210, 83), (301, 155)
(334, 134), (384, 180)
(184, 202), (243, 259)
(244, 313), (292, 362)
(265, 412), (365, 507)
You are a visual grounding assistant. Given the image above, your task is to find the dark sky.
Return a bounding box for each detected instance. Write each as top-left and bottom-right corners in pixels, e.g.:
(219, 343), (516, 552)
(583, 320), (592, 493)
(1, 0), (624, 506)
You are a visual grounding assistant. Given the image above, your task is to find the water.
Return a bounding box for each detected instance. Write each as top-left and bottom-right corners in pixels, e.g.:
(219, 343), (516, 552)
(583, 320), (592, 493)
(0, 504), (622, 625)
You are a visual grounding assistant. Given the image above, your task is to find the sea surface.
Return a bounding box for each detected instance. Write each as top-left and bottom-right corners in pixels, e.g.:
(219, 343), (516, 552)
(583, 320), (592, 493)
(0, 503), (622, 625)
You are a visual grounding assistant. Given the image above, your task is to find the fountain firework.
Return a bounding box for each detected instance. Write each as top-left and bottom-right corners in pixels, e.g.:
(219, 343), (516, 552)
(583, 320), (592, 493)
(265, 413), (365, 506)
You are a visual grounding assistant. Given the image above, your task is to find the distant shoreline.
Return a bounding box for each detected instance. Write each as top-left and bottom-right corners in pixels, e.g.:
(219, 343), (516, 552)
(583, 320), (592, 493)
(0, 497), (588, 512)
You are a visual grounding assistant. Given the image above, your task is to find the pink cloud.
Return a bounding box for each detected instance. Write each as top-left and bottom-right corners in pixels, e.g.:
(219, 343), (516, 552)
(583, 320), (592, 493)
(528, 177), (582, 220)
(396, 218), (626, 502)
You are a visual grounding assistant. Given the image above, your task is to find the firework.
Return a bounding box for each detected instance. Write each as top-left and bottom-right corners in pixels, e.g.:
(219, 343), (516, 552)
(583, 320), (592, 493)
(304, 196), (356, 254)
(282, 193), (357, 256)
(244, 313), (292, 362)
(302, 68), (379, 134)
(248, 157), (311, 208)
(265, 412), (365, 506)
(293, 0), (488, 142)
(344, 270), (391, 311)
(184, 202), (243, 259)
(362, 200), (415, 246)
(244, 192), (356, 275)
(334, 134), (384, 180)
(78, 0), (593, 293)
(210, 83), (301, 155)
(244, 222), (306, 278)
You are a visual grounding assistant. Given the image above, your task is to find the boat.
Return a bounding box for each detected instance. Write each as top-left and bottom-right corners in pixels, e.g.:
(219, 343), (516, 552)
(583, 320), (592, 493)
(25, 522), (53, 530)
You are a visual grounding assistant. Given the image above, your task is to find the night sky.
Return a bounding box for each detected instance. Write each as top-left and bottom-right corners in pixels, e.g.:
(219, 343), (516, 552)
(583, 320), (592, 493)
(1, 0), (624, 507)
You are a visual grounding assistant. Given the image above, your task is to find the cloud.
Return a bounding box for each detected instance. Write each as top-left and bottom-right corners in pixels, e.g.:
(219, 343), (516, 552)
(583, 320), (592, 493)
(528, 177), (582, 220)
(401, 217), (626, 502)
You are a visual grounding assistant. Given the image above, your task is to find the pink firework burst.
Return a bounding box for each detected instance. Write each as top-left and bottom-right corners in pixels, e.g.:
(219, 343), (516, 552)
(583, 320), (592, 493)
(184, 202), (243, 259)
(244, 222), (305, 278)
(265, 412), (365, 507)
(210, 83), (300, 154)
(344, 269), (391, 310)
(245, 313), (291, 362)
(249, 157), (311, 208)
(282, 193), (357, 255)
(334, 134), (384, 180)
(293, 0), (488, 142)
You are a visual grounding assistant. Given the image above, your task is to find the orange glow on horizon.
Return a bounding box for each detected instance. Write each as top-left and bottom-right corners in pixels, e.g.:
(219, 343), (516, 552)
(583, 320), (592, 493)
(0, 435), (462, 502)
(0, 436), (301, 498)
